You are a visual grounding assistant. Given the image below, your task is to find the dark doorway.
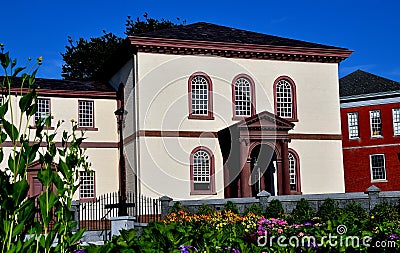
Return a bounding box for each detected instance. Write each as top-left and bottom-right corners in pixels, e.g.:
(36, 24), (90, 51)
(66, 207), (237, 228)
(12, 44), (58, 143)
(250, 144), (277, 197)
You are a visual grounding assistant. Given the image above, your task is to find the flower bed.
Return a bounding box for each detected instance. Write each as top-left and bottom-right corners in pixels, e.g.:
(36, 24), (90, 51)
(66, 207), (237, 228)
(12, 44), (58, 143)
(86, 210), (400, 252)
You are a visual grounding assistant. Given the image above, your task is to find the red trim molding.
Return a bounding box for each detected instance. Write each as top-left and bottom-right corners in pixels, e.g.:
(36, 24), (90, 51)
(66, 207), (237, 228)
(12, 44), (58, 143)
(289, 133), (342, 140)
(132, 131), (341, 140)
(190, 146), (216, 195)
(188, 72), (214, 120)
(128, 36), (353, 63)
(9, 88), (117, 99)
(0, 141), (118, 148)
(136, 130), (218, 138)
(273, 76), (298, 122)
(232, 74), (256, 120)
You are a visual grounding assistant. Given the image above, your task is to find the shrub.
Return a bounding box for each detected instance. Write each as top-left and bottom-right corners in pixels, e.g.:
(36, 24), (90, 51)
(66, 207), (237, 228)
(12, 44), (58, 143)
(371, 202), (399, 223)
(265, 199), (284, 218)
(197, 204), (214, 215)
(244, 203), (263, 216)
(171, 201), (188, 213)
(343, 201), (368, 220)
(291, 198), (315, 223)
(317, 198), (342, 221)
(223, 201), (239, 214)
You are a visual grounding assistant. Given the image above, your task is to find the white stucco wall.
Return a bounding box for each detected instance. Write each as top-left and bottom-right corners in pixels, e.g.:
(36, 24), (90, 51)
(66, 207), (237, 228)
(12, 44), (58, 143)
(131, 52), (344, 198)
(138, 137), (224, 200)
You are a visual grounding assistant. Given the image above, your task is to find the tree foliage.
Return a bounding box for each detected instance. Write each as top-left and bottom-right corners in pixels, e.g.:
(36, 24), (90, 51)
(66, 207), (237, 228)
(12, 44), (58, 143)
(61, 13), (185, 80)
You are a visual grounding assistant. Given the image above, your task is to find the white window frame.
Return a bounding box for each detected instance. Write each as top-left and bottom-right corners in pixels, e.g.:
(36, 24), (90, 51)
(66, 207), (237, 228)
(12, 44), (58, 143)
(35, 98), (51, 125)
(234, 77), (252, 117)
(369, 110), (382, 137)
(392, 108), (400, 136)
(78, 100), (94, 128)
(79, 171), (95, 199)
(288, 152), (296, 191)
(347, 112), (359, 139)
(369, 154), (387, 182)
(276, 79), (293, 118)
(191, 75), (209, 116)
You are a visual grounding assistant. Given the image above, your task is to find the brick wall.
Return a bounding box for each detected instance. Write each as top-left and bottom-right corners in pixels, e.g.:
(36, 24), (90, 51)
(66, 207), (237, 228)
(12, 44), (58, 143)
(341, 102), (400, 192)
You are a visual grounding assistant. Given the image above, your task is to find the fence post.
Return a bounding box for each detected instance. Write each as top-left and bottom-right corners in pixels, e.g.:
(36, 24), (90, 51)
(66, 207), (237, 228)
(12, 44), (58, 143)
(256, 190), (271, 212)
(160, 196), (173, 218)
(365, 185), (381, 212)
(71, 201), (80, 232)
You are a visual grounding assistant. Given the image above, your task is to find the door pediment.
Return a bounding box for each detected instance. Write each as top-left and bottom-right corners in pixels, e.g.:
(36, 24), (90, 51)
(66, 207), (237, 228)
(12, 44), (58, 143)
(237, 111), (294, 131)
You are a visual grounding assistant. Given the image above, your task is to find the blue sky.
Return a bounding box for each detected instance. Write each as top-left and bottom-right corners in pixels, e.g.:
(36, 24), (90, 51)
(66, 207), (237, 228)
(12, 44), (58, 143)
(2, 0), (399, 81)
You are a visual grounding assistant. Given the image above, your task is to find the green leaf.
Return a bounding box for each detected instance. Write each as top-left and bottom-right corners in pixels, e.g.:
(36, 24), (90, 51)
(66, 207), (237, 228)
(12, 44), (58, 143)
(13, 179), (29, 204)
(11, 58), (17, 68)
(1, 52), (10, 69)
(8, 154), (15, 172)
(12, 222), (24, 237)
(3, 119), (19, 142)
(19, 91), (35, 113)
(27, 103), (38, 117)
(0, 99), (9, 118)
(0, 132), (6, 143)
(58, 160), (72, 180)
(12, 67), (26, 77)
(37, 167), (53, 187)
(70, 228), (86, 245)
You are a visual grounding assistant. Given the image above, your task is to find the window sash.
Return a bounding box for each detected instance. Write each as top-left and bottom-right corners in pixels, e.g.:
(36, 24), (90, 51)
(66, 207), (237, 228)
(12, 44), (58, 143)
(234, 77), (252, 116)
(276, 79), (292, 118)
(288, 153), (296, 190)
(80, 171), (95, 199)
(35, 98), (51, 124)
(191, 76), (209, 115)
(79, 101), (94, 127)
(347, 112), (359, 139)
(393, 108), (400, 136)
(370, 154), (386, 181)
(369, 110), (382, 137)
(193, 150), (211, 183)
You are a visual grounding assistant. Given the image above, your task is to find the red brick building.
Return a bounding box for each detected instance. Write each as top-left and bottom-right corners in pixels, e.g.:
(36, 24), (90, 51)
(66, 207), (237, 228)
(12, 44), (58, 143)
(340, 70), (400, 192)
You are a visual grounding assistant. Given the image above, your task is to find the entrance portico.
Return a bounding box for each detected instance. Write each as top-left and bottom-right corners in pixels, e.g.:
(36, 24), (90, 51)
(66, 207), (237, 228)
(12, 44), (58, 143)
(219, 111), (294, 198)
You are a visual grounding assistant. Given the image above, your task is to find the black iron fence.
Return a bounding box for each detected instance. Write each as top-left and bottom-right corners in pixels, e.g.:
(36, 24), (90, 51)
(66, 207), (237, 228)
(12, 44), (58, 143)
(79, 192), (161, 233)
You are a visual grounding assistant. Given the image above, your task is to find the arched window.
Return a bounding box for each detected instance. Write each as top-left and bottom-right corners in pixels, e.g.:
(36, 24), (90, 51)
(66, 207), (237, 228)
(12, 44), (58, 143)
(232, 74), (256, 119)
(188, 72), (213, 119)
(190, 147), (215, 194)
(274, 76), (297, 121)
(288, 149), (301, 193)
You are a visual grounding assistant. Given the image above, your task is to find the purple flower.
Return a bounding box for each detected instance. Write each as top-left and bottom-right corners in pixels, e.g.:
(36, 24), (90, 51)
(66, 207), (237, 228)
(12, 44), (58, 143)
(387, 234), (400, 241)
(73, 250), (85, 253)
(303, 222), (312, 226)
(179, 245), (198, 253)
(221, 246), (240, 253)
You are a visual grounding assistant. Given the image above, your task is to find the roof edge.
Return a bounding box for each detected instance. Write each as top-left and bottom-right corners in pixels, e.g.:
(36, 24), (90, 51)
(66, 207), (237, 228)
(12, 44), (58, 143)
(340, 90), (400, 102)
(128, 36), (353, 63)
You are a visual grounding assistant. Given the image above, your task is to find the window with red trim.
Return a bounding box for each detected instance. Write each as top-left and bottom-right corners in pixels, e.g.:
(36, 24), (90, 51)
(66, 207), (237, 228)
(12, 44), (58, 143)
(274, 76), (297, 121)
(188, 72), (213, 119)
(288, 149), (301, 193)
(190, 147), (215, 195)
(232, 74), (256, 119)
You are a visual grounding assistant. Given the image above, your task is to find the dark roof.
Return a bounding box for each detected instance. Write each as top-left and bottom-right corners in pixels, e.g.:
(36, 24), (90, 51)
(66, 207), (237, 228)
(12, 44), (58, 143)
(0, 77), (115, 93)
(339, 70), (400, 97)
(135, 22), (347, 50)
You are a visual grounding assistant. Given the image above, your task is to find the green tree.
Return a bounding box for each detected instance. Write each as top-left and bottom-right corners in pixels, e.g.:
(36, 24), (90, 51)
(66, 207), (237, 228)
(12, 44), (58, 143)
(61, 13), (185, 80)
